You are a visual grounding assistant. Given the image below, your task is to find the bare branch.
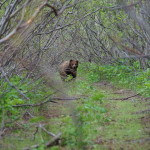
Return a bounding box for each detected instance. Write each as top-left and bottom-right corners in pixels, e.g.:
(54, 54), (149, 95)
(24, 133), (61, 150)
(12, 97), (82, 108)
(0, 0), (59, 44)
(108, 93), (140, 101)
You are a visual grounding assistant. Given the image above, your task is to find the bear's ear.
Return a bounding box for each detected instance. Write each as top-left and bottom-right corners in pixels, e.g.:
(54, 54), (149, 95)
(76, 60), (79, 64)
(70, 59), (73, 62)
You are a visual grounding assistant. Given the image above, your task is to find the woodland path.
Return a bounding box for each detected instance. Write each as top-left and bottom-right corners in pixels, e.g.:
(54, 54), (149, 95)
(0, 81), (149, 150)
(93, 81), (150, 150)
(47, 81), (150, 150)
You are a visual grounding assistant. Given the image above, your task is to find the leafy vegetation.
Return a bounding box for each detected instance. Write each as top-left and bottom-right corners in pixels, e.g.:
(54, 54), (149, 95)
(60, 81), (106, 149)
(1, 62), (149, 149)
(0, 75), (53, 124)
(80, 62), (150, 97)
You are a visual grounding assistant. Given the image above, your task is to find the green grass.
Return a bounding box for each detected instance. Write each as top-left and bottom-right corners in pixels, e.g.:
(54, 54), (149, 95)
(0, 62), (149, 150)
(79, 62), (150, 97)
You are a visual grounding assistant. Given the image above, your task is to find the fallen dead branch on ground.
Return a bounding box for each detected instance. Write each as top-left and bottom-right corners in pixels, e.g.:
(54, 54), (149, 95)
(136, 109), (150, 114)
(12, 99), (57, 108)
(126, 138), (150, 143)
(24, 132), (61, 150)
(12, 97), (82, 108)
(108, 93), (140, 101)
(33, 124), (57, 140)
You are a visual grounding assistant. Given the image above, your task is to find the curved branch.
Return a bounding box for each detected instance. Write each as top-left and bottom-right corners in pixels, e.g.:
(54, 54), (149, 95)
(0, 0), (58, 44)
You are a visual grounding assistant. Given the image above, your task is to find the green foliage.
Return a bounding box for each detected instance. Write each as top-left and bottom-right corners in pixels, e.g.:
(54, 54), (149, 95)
(60, 79), (108, 149)
(29, 116), (46, 123)
(64, 75), (74, 82)
(79, 62), (150, 97)
(1, 62), (149, 149)
(0, 75), (53, 121)
(0, 76), (25, 118)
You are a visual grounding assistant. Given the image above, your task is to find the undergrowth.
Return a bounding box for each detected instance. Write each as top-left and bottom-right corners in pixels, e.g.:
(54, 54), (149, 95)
(0, 61), (149, 150)
(0, 69), (108, 150)
(59, 81), (107, 149)
(0, 75), (53, 124)
(79, 61), (150, 97)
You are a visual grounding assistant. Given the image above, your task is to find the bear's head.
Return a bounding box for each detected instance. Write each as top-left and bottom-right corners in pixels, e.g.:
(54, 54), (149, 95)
(69, 60), (78, 69)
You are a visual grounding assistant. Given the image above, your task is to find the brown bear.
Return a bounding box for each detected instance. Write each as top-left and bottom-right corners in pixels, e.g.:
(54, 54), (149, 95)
(59, 60), (79, 81)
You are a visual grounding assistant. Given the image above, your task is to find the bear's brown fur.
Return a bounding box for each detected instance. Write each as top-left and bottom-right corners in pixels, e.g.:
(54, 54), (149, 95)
(59, 60), (79, 81)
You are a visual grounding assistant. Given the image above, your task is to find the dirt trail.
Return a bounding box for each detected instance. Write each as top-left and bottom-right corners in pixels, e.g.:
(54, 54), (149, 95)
(94, 81), (150, 150)
(47, 81), (150, 149)
(1, 81), (149, 150)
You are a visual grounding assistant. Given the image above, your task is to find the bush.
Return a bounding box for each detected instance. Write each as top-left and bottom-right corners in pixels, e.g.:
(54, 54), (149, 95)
(0, 75), (53, 121)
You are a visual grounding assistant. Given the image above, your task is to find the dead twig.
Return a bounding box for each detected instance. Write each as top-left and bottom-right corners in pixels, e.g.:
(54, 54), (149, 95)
(40, 125), (56, 137)
(24, 132), (61, 150)
(0, 128), (7, 139)
(136, 109), (150, 114)
(12, 99), (57, 108)
(108, 93), (140, 101)
(33, 126), (39, 141)
(12, 97), (82, 108)
(0, 0), (58, 44)
(52, 97), (82, 100)
(33, 124), (56, 141)
(126, 138), (150, 143)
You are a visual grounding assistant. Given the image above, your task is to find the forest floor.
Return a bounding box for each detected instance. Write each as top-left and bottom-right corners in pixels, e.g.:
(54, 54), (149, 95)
(42, 80), (150, 150)
(1, 79), (150, 150)
(92, 81), (150, 150)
